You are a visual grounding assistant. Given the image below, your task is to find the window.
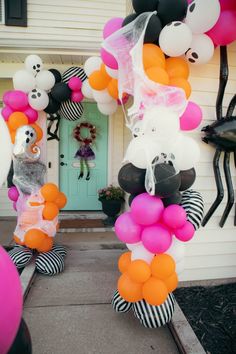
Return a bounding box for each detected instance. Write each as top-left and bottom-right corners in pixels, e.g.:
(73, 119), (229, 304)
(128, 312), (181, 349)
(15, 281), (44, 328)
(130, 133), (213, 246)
(4, 0), (27, 27)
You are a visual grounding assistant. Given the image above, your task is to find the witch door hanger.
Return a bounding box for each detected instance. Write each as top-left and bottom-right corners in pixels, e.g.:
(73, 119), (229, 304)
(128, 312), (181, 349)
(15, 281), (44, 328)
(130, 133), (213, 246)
(73, 122), (96, 181)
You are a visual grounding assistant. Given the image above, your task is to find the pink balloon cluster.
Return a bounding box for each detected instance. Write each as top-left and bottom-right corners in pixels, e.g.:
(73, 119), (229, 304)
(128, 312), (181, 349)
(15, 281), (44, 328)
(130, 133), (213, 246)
(207, 0), (236, 46)
(180, 101), (203, 131)
(115, 193), (195, 254)
(68, 76), (84, 103)
(8, 186), (20, 211)
(2, 90), (38, 123)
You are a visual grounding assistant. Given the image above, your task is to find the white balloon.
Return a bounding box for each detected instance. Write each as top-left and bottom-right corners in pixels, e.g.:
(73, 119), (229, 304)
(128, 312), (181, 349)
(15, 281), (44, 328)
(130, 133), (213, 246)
(0, 113), (12, 188)
(28, 88), (49, 111)
(185, 0), (220, 34)
(159, 21), (192, 57)
(143, 106), (180, 141)
(35, 70), (55, 91)
(172, 135), (201, 171)
(81, 79), (93, 99)
(185, 34), (214, 65)
(105, 65), (118, 79)
(131, 243), (154, 264)
(131, 120), (144, 138)
(97, 100), (118, 115)
(92, 89), (113, 103)
(166, 237), (186, 263)
(25, 55), (43, 76)
(84, 57), (102, 76)
(175, 258), (185, 275)
(126, 242), (142, 251)
(124, 136), (161, 169)
(13, 70), (36, 93)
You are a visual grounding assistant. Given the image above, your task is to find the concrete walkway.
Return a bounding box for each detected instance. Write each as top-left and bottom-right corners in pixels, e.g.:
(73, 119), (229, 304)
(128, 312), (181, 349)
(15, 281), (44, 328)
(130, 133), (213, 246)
(22, 231), (179, 354)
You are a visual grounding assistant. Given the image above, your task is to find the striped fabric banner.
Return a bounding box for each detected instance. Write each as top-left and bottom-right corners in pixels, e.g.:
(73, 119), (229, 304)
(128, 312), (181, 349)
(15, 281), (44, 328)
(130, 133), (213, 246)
(8, 246), (33, 269)
(133, 293), (175, 328)
(35, 250), (64, 276)
(62, 66), (87, 84)
(112, 290), (133, 313)
(181, 189), (204, 230)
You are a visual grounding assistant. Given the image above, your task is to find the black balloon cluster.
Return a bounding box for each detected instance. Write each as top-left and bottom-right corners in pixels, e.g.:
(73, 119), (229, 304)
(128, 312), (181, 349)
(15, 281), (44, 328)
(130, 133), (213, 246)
(118, 162), (196, 207)
(123, 0), (188, 44)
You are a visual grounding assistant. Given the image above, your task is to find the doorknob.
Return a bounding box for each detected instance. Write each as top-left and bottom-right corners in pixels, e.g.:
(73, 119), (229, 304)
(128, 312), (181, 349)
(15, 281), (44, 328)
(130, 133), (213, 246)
(60, 162), (68, 166)
(60, 154), (64, 158)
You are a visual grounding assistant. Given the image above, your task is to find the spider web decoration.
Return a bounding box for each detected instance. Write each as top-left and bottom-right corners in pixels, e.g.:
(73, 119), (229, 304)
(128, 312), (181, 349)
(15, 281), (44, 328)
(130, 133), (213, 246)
(47, 113), (61, 141)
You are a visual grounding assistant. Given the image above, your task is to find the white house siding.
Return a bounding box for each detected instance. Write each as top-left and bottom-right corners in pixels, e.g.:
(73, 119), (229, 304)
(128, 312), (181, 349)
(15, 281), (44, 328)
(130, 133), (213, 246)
(0, 0), (126, 52)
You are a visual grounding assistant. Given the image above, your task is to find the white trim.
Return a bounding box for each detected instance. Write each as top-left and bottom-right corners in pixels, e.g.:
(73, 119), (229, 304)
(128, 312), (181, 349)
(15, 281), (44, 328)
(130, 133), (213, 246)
(0, 0), (5, 25)
(107, 114), (113, 185)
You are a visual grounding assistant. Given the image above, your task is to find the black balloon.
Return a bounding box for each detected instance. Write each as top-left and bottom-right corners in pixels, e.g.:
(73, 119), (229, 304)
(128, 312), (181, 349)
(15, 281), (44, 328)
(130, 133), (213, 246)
(179, 168), (196, 191)
(157, 0), (188, 26)
(51, 82), (71, 103)
(8, 318), (32, 354)
(150, 163), (181, 197)
(7, 161), (14, 188)
(122, 13), (162, 43)
(162, 191), (182, 207)
(49, 68), (62, 83)
(118, 163), (146, 194)
(44, 93), (61, 114)
(128, 193), (140, 207)
(132, 0), (159, 14)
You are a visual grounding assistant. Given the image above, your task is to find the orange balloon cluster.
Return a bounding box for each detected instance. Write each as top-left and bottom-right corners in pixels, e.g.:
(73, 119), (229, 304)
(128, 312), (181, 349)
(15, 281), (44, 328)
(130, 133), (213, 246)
(118, 252), (178, 306)
(143, 44), (191, 99)
(6, 111), (43, 144)
(89, 63), (121, 100)
(40, 183), (67, 221)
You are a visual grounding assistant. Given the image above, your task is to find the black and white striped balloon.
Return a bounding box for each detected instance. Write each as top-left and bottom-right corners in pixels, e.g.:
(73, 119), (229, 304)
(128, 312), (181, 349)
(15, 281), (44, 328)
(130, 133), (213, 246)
(133, 293), (175, 328)
(60, 99), (84, 121)
(62, 66), (87, 84)
(181, 189), (204, 230)
(35, 250), (65, 276)
(112, 290), (133, 313)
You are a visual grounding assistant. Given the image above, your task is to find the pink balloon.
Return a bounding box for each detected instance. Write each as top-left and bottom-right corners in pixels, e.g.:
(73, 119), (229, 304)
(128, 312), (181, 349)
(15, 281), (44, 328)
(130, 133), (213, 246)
(8, 90), (28, 111)
(2, 91), (11, 106)
(101, 48), (118, 70)
(0, 246), (23, 354)
(141, 225), (172, 254)
(220, 0), (236, 11)
(103, 17), (123, 39)
(174, 221), (195, 242)
(207, 10), (236, 46)
(68, 77), (82, 91)
(23, 106), (38, 123)
(1, 106), (13, 121)
(8, 187), (19, 202)
(71, 91), (84, 103)
(163, 205), (187, 229)
(131, 193), (164, 226)
(180, 101), (203, 131)
(115, 212), (142, 244)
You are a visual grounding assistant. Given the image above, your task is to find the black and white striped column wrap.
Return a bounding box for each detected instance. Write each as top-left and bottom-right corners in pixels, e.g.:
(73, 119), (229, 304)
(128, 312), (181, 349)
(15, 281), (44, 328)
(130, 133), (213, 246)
(8, 246), (33, 269)
(62, 66), (87, 84)
(112, 290), (133, 313)
(133, 293), (175, 328)
(35, 250), (64, 276)
(181, 189), (204, 230)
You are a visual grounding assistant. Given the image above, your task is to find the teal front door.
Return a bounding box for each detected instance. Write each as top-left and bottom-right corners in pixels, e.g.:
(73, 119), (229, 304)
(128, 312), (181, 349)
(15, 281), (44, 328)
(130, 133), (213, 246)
(59, 102), (108, 210)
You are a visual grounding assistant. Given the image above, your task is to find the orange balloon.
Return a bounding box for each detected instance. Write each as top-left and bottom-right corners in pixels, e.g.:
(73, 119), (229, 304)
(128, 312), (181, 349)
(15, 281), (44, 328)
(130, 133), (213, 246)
(169, 77), (191, 98)
(143, 44), (166, 70)
(40, 183), (59, 202)
(10, 131), (16, 144)
(145, 67), (169, 85)
(128, 260), (151, 283)
(30, 123), (43, 142)
(100, 64), (112, 81)
(118, 252), (131, 273)
(13, 234), (24, 246)
(8, 112), (28, 131)
(42, 202), (59, 221)
(24, 229), (47, 249)
(166, 57), (190, 79)
(107, 79), (119, 99)
(142, 277), (168, 306)
(118, 272), (143, 302)
(164, 272), (178, 292)
(151, 254), (176, 280)
(37, 236), (53, 253)
(89, 70), (111, 91)
(54, 192), (67, 209)
(56, 222), (60, 232)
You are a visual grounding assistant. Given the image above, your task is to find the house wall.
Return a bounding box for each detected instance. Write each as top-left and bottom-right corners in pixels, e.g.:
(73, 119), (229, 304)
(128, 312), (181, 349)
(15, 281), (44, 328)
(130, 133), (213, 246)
(0, 0), (126, 52)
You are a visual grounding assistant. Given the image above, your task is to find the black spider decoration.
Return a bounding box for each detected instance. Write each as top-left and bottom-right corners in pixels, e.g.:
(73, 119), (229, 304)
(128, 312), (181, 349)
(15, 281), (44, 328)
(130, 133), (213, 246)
(201, 46), (236, 228)
(47, 113), (61, 141)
